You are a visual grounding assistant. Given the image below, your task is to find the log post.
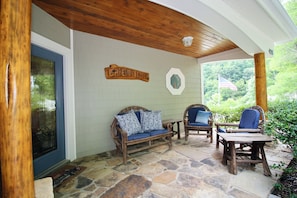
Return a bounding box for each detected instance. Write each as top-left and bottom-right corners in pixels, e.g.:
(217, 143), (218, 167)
(254, 52), (268, 112)
(0, 0), (34, 197)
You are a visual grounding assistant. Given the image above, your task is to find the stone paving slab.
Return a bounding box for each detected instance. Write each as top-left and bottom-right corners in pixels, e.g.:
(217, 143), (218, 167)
(53, 135), (293, 197)
(101, 175), (151, 198)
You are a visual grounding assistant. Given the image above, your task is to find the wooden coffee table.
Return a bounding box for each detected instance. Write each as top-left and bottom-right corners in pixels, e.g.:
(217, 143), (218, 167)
(218, 133), (273, 176)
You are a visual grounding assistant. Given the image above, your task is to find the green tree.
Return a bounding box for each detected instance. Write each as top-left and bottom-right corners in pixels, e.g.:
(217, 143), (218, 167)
(203, 0), (297, 108)
(203, 59), (255, 108)
(266, 0), (297, 99)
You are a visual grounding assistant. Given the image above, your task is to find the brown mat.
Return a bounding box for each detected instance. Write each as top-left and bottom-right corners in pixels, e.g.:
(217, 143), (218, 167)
(47, 165), (86, 190)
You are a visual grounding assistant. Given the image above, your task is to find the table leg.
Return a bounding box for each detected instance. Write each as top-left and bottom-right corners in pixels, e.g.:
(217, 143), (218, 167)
(176, 121), (181, 139)
(229, 141), (237, 175)
(171, 122), (176, 136)
(251, 142), (259, 167)
(209, 129), (213, 143)
(222, 140), (228, 165)
(259, 144), (272, 176)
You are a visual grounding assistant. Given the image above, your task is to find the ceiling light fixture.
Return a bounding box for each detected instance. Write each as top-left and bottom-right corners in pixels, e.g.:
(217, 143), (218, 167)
(182, 36), (193, 47)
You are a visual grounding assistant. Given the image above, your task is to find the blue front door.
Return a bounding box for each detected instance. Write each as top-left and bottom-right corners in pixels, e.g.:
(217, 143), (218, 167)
(31, 44), (65, 177)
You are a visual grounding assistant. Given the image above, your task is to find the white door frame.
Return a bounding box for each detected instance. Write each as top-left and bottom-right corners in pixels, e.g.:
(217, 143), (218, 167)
(31, 31), (76, 161)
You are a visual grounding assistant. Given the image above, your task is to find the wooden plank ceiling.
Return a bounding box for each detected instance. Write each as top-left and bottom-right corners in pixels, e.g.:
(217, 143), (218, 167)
(33, 0), (238, 58)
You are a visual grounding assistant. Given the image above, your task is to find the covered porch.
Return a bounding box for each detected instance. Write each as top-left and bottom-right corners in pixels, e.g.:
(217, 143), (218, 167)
(1, 0), (297, 197)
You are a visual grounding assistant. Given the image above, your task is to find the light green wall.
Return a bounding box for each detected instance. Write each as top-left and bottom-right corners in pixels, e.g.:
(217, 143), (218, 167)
(32, 4), (70, 48)
(73, 31), (202, 157)
(31, 3), (203, 158)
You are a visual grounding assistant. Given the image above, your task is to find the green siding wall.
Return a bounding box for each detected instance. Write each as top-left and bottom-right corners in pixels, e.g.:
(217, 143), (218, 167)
(32, 4), (70, 48)
(31, 4), (203, 158)
(73, 31), (202, 157)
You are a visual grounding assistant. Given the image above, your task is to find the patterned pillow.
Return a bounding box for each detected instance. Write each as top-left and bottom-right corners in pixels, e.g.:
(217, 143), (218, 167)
(115, 110), (142, 136)
(140, 110), (164, 131)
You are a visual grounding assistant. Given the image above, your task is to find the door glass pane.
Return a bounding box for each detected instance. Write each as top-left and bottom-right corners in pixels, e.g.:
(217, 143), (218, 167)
(31, 55), (57, 159)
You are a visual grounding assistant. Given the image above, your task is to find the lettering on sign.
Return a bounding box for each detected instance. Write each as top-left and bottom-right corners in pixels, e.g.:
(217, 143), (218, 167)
(104, 64), (149, 82)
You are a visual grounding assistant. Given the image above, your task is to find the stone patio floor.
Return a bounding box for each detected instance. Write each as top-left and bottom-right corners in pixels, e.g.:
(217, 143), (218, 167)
(53, 134), (293, 198)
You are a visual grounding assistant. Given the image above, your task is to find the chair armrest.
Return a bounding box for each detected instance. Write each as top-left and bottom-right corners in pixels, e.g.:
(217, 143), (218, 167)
(208, 119), (214, 126)
(226, 128), (261, 133)
(183, 118), (189, 125)
(215, 123), (239, 127)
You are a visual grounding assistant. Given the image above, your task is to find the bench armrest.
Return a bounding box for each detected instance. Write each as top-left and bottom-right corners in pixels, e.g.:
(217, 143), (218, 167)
(215, 123), (239, 127)
(116, 126), (128, 141)
(227, 128), (261, 133)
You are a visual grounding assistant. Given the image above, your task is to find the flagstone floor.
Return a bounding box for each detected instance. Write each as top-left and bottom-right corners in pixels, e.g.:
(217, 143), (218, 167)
(53, 134), (293, 198)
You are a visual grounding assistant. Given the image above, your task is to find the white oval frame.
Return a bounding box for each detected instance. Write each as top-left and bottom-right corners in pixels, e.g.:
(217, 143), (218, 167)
(166, 68), (185, 95)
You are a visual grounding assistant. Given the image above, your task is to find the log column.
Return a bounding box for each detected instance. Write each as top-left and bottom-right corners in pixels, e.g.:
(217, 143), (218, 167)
(254, 52), (268, 112)
(0, 0), (34, 197)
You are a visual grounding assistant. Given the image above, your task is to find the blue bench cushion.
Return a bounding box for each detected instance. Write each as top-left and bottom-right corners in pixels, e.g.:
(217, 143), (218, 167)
(127, 129), (168, 140)
(149, 128), (168, 136)
(128, 132), (150, 141)
(134, 111), (142, 123)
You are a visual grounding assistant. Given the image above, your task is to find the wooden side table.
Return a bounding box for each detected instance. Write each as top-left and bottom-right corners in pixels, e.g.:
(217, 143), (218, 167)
(218, 133), (273, 176)
(162, 119), (182, 139)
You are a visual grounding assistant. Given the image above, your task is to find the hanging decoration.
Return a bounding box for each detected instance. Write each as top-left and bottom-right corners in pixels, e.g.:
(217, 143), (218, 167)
(104, 64), (149, 82)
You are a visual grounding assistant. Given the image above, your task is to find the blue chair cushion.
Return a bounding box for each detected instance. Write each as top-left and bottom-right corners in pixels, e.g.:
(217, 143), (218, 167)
(128, 132), (150, 141)
(188, 107), (205, 123)
(218, 128), (226, 133)
(149, 129), (168, 136)
(239, 109), (260, 129)
(195, 111), (211, 124)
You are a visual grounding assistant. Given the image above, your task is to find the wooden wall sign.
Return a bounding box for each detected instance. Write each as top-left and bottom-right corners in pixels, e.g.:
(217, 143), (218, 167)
(104, 64), (149, 82)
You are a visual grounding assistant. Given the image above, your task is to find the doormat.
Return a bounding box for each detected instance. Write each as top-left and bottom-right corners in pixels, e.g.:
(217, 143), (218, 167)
(47, 165), (86, 189)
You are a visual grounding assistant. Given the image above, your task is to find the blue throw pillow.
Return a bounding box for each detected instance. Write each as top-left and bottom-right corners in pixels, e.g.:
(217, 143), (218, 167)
(195, 111), (211, 124)
(115, 110), (142, 136)
(188, 107), (205, 123)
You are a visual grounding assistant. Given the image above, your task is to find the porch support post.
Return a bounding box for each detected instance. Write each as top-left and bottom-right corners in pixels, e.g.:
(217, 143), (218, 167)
(254, 52), (268, 112)
(0, 0), (34, 197)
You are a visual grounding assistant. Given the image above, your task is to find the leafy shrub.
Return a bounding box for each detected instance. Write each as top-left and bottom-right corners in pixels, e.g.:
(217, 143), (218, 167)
(211, 105), (251, 123)
(265, 100), (297, 158)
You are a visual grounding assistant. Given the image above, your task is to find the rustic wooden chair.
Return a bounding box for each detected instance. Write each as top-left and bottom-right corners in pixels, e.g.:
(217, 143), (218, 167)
(215, 105), (266, 148)
(183, 104), (213, 143)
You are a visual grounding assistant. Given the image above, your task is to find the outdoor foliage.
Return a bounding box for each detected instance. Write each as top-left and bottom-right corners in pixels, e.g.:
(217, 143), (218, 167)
(203, 0), (297, 109)
(265, 100), (297, 158)
(210, 105), (246, 123)
(203, 59), (256, 109)
(202, 1), (297, 197)
(203, 0), (297, 157)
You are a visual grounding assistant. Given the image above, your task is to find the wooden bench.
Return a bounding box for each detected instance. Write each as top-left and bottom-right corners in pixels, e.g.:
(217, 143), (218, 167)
(111, 106), (173, 164)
